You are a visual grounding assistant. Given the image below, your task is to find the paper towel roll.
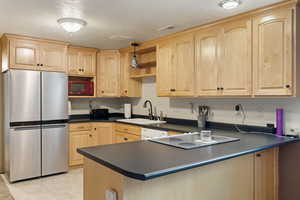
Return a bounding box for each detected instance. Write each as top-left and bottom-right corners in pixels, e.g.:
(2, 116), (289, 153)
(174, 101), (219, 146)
(124, 104), (132, 119)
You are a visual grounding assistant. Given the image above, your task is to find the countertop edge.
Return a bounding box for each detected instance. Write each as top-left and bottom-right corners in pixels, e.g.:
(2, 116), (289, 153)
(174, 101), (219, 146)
(78, 139), (299, 181)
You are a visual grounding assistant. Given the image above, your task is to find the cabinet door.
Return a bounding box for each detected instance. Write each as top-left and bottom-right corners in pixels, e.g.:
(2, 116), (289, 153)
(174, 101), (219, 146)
(97, 51), (120, 97)
(253, 9), (293, 96)
(156, 41), (173, 96)
(68, 49), (80, 75)
(120, 52), (141, 97)
(195, 28), (221, 96)
(220, 19), (252, 96)
(254, 148), (278, 200)
(172, 34), (195, 96)
(9, 39), (39, 70)
(79, 50), (96, 76)
(69, 131), (90, 166)
(92, 123), (114, 146)
(39, 43), (67, 72)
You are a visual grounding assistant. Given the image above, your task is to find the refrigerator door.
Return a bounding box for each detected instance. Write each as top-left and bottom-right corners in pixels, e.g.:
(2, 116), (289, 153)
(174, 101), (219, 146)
(41, 72), (68, 121)
(9, 126), (41, 182)
(42, 124), (68, 176)
(10, 70), (41, 123)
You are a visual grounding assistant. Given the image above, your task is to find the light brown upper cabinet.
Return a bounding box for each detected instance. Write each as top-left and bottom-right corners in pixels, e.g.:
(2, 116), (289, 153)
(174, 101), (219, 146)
(157, 33), (195, 97)
(253, 8), (293, 96)
(39, 43), (68, 72)
(220, 18), (252, 96)
(1, 34), (68, 72)
(195, 18), (252, 97)
(97, 50), (120, 97)
(195, 28), (221, 96)
(67, 46), (97, 77)
(120, 52), (142, 97)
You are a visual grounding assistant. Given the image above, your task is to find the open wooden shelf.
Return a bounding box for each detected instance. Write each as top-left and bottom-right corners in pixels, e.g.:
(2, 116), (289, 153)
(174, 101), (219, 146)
(129, 46), (157, 79)
(130, 73), (156, 79)
(137, 61), (157, 68)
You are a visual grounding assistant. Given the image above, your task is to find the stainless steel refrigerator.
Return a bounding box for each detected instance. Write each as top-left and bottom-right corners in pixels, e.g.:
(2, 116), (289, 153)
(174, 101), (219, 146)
(4, 70), (68, 182)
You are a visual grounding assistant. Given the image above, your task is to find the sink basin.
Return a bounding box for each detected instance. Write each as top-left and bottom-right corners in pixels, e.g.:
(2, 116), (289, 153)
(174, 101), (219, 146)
(117, 118), (166, 125)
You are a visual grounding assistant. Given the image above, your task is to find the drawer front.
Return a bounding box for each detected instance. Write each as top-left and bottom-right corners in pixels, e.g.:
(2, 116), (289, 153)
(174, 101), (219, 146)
(115, 131), (140, 143)
(69, 123), (92, 132)
(115, 123), (141, 136)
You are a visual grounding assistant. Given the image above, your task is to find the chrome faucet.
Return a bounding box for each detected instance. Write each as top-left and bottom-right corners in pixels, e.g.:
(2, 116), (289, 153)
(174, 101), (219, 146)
(143, 100), (154, 120)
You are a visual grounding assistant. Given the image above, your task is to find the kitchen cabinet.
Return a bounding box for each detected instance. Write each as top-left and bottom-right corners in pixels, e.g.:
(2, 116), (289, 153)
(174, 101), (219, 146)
(67, 46), (97, 77)
(114, 123), (141, 143)
(220, 18), (252, 96)
(91, 123), (114, 146)
(254, 148), (278, 200)
(195, 28), (221, 96)
(253, 8), (293, 96)
(39, 43), (67, 72)
(1, 34), (68, 72)
(120, 52), (142, 97)
(157, 33), (195, 97)
(195, 18), (252, 96)
(69, 123), (114, 166)
(97, 50), (120, 97)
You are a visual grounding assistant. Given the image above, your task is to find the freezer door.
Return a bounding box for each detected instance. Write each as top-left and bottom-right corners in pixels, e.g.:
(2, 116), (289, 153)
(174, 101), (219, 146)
(41, 72), (68, 121)
(42, 124), (68, 176)
(10, 70), (41, 122)
(9, 126), (41, 182)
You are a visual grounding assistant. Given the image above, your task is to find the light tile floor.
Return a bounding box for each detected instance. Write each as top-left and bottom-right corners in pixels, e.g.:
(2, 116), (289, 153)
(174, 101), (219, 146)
(1, 168), (83, 200)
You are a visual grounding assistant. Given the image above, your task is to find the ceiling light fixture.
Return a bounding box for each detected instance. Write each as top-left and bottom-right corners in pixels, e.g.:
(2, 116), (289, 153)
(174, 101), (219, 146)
(219, 0), (241, 10)
(131, 43), (139, 68)
(57, 17), (87, 33)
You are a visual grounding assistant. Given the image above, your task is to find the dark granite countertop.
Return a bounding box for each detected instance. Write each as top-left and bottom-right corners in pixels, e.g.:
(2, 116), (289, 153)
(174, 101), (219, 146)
(68, 117), (123, 123)
(78, 130), (298, 181)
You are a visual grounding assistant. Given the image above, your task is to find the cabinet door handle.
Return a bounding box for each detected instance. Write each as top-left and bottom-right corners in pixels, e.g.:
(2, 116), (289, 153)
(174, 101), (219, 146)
(217, 88), (220, 90)
(256, 153), (261, 157)
(101, 91), (104, 93)
(89, 134), (92, 137)
(37, 64), (40, 66)
(40, 64), (43, 66)
(170, 89), (176, 92)
(124, 138), (128, 141)
(220, 87), (224, 90)
(286, 85), (291, 88)
(124, 90), (128, 93)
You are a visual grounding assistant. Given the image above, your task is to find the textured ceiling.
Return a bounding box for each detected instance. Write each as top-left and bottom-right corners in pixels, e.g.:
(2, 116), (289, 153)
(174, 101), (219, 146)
(0, 0), (285, 49)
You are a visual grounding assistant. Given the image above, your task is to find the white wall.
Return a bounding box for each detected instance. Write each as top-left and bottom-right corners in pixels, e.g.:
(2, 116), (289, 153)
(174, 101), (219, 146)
(70, 98), (123, 115)
(124, 77), (300, 135)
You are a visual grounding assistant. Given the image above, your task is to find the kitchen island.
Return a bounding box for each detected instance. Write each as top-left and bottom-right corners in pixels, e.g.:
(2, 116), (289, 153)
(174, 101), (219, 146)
(78, 130), (299, 200)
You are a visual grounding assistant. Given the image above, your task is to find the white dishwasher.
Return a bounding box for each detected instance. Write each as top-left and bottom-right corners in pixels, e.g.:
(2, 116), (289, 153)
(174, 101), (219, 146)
(141, 128), (168, 140)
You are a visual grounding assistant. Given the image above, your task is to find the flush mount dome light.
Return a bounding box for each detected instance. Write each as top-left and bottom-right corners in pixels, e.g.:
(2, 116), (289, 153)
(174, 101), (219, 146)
(219, 0), (241, 10)
(57, 17), (87, 33)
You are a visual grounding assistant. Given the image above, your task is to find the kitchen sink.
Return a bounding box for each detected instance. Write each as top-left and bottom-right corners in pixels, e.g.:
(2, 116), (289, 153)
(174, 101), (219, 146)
(117, 118), (166, 125)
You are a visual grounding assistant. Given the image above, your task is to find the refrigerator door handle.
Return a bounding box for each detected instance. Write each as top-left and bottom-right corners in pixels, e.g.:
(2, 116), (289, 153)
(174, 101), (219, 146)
(42, 124), (67, 129)
(12, 125), (41, 131)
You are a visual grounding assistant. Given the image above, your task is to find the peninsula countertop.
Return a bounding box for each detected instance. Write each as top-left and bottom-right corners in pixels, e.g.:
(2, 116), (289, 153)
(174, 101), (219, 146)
(78, 129), (298, 180)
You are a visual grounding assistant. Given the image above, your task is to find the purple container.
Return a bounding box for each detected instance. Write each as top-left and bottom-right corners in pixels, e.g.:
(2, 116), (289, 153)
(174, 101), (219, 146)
(276, 108), (284, 136)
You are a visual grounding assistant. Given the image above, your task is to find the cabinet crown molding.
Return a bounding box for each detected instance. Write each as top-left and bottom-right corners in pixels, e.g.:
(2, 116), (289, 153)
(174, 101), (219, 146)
(2, 33), (70, 46)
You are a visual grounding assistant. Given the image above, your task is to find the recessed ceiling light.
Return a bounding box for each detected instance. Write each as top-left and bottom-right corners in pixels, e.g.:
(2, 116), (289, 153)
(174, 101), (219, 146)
(219, 0), (241, 10)
(57, 17), (87, 33)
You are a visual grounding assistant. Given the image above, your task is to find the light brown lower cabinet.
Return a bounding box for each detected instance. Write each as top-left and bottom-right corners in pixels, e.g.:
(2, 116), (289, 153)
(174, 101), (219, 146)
(83, 147), (279, 200)
(69, 123), (114, 166)
(69, 123), (141, 166)
(254, 147), (278, 200)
